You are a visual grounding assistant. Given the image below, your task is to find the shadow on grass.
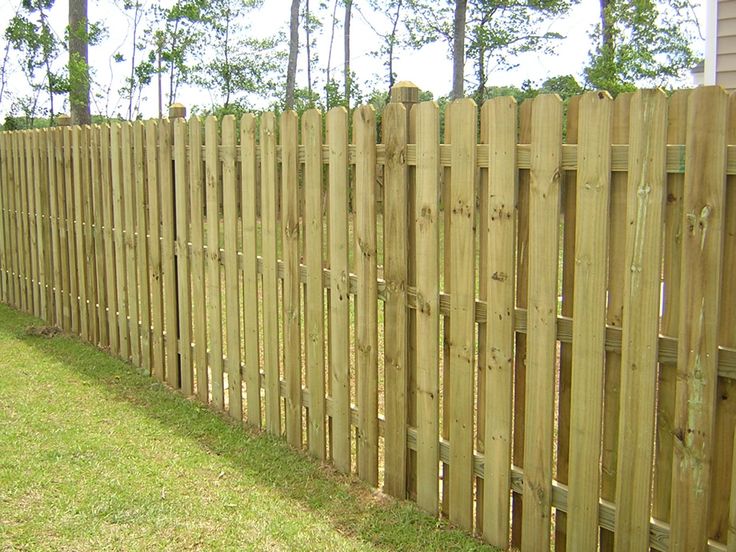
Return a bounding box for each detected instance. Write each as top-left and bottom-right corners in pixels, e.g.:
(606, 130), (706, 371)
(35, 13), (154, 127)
(4, 306), (496, 552)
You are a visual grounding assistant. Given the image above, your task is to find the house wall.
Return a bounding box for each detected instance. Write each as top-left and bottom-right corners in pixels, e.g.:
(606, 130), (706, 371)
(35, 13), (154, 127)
(718, 0), (736, 89)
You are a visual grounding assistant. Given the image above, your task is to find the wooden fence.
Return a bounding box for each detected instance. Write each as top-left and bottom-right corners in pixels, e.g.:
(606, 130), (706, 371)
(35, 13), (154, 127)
(1, 84), (735, 551)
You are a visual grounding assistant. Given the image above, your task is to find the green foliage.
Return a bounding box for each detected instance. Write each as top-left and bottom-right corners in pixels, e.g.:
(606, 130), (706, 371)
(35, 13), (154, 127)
(190, 0), (286, 109)
(4, 1), (66, 102)
(404, 0), (575, 98)
(585, 0), (700, 95)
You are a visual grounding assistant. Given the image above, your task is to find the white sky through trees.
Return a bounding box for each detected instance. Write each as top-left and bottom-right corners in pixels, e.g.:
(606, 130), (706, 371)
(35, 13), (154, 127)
(0, 0), (706, 120)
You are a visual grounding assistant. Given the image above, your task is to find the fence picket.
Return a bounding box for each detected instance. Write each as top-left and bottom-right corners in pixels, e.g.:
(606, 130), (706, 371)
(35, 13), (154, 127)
(146, 120), (164, 380)
(0, 133), (8, 304)
(111, 124), (130, 358)
(303, 109), (325, 459)
(567, 91), (613, 551)
(355, 105), (379, 486)
(205, 116), (224, 408)
(189, 116), (207, 401)
(134, 122), (150, 373)
(261, 112), (280, 435)
(555, 94), (579, 552)
(81, 126), (98, 344)
(670, 86), (729, 551)
(653, 91), (688, 526)
(327, 107), (351, 473)
(613, 88), (667, 550)
(72, 126), (89, 339)
(121, 123), (139, 362)
(716, 92), (736, 546)
(479, 97), (517, 547)
(91, 126), (109, 347)
(160, 119), (179, 388)
(511, 99), (532, 548)
(447, 99), (477, 531)
(222, 115), (242, 420)
(100, 124), (119, 356)
(522, 94), (563, 551)
(281, 110), (301, 446)
(414, 100), (440, 514)
(600, 92), (631, 551)
(383, 102), (408, 497)
(174, 118), (193, 395)
(240, 114), (260, 424)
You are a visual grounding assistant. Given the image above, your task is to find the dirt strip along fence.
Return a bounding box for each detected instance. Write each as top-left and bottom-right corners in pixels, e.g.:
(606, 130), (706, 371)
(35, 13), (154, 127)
(1, 85), (736, 551)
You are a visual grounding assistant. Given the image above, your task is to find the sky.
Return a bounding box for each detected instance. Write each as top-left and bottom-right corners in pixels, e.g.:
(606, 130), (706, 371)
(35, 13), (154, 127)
(0, 0), (707, 120)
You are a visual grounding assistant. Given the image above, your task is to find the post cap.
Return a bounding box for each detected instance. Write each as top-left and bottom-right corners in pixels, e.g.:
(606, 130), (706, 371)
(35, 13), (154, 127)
(56, 114), (72, 126)
(390, 81), (420, 104)
(168, 103), (187, 119)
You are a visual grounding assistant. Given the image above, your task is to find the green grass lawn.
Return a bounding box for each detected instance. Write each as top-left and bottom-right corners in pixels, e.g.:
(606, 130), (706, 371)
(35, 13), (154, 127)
(0, 303), (495, 552)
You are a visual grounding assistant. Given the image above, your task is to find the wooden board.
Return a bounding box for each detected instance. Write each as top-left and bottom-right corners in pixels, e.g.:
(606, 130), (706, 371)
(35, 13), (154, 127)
(27, 132), (40, 318)
(382, 102), (408, 497)
(555, 94), (579, 552)
(567, 91), (613, 551)
(521, 94), (563, 551)
(121, 123), (140, 364)
(111, 124), (130, 359)
(240, 113), (260, 424)
(205, 116), (224, 408)
(260, 112), (280, 435)
(174, 118), (193, 395)
(100, 125), (119, 355)
(17, 132), (31, 314)
(413, 100), (440, 514)
(481, 96), (517, 547)
(189, 116), (208, 401)
(91, 126), (109, 348)
(281, 110), (301, 446)
(80, 126), (98, 344)
(0, 133), (9, 304)
(302, 109), (326, 459)
(447, 99), (477, 531)
(327, 107), (351, 473)
(612, 89), (667, 550)
(512, 99), (532, 548)
(669, 86), (728, 551)
(72, 126), (89, 339)
(222, 115), (242, 420)
(653, 91), (688, 526)
(600, 92), (631, 551)
(708, 91), (736, 544)
(159, 119), (179, 388)
(354, 105), (379, 486)
(146, 120), (165, 381)
(134, 122), (150, 373)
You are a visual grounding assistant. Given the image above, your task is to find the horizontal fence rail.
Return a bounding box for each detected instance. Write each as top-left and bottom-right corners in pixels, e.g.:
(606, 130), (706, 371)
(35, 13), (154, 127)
(1, 85), (735, 552)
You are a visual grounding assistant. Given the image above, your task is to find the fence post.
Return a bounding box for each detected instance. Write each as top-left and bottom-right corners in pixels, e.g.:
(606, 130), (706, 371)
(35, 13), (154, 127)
(388, 80), (419, 501)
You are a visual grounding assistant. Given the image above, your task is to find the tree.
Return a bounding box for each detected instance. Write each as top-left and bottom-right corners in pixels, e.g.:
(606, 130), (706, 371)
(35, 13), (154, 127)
(452, 0), (466, 98)
(4, 0), (65, 125)
(344, 0), (352, 107)
(406, 0), (573, 100)
(285, 0), (301, 109)
(192, 0), (284, 110)
(69, 0), (91, 124)
(585, 0), (700, 94)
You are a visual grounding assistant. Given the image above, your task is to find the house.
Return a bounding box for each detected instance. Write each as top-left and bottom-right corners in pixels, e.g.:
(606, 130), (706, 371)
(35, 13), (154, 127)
(704, 0), (736, 90)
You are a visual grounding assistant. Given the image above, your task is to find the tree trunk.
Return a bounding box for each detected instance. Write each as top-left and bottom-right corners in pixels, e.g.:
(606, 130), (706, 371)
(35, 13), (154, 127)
(344, 0), (352, 108)
(69, 0), (91, 124)
(452, 0), (467, 99)
(599, 0), (613, 50)
(285, 0), (300, 110)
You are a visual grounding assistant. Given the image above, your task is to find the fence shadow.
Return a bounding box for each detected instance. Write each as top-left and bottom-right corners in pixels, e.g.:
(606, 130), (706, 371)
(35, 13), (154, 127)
(11, 311), (494, 552)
